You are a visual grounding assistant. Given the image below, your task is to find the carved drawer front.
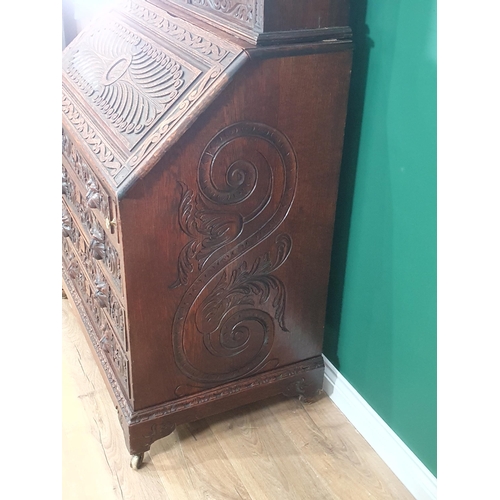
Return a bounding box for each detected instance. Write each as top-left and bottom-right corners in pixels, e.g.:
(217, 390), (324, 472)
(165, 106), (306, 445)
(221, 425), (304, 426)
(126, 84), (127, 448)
(63, 204), (128, 349)
(63, 238), (130, 396)
(62, 196), (122, 294)
(62, 129), (119, 242)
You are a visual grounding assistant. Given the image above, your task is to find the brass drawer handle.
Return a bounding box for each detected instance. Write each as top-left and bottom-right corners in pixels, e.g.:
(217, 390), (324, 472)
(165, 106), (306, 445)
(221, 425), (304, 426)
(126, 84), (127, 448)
(105, 217), (117, 230)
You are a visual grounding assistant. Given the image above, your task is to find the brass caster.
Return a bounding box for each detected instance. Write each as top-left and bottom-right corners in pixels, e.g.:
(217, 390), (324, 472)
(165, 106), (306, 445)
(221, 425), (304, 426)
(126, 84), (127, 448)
(62, 288), (68, 299)
(130, 453), (144, 470)
(298, 394), (313, 404)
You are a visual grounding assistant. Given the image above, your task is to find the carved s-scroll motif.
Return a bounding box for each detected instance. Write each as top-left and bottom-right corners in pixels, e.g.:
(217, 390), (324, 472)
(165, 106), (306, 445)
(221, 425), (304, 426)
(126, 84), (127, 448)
(171, 122), (298, 384)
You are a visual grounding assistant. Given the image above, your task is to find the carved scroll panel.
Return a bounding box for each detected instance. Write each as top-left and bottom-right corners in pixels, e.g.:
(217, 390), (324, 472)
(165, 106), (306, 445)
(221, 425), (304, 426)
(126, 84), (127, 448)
(171, 122), (298, 386)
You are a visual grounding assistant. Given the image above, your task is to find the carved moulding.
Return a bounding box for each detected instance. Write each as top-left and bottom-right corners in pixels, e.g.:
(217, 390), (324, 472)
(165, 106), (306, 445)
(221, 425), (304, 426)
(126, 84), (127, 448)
(134, 356), (323, 423)
(62, 91), (122, 176)
(171, 122), (298, 385)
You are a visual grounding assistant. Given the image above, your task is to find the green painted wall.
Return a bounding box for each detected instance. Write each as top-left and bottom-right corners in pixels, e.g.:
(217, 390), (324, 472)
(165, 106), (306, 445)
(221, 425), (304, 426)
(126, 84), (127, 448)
(323, 0), (437, 476)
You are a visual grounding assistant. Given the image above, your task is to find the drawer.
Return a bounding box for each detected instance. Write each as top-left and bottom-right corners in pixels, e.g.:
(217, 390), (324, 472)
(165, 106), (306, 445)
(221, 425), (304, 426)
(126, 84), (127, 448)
(63, 204), (128, 350)
(63, 235), (130, 397)
(62, 128), (119, 243)
(62, 197), (122, 294)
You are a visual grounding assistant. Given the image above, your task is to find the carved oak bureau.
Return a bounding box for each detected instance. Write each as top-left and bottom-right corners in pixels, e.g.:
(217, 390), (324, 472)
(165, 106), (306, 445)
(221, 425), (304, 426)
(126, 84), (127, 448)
(62, 0), (352, 469)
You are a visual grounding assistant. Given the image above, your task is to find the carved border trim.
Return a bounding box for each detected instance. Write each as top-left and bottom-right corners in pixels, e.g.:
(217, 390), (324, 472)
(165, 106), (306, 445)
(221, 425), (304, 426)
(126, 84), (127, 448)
(130, 356), (324, 424)
(62, 91), (123, 180)
(123, 0), (237, 63)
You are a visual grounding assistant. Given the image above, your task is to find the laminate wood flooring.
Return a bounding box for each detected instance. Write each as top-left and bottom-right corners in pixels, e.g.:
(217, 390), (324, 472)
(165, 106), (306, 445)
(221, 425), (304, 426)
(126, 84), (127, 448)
(62, 299), (414, 500)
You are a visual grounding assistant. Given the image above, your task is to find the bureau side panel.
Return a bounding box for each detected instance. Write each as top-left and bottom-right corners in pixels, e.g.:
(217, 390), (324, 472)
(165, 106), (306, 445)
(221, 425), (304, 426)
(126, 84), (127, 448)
(120, 48), (352, 410)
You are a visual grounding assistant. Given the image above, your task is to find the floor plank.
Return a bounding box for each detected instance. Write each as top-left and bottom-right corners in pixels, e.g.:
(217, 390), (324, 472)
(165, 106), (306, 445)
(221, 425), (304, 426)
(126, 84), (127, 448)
(62, 299), (414, 499)
(207, 402), (339, 500)
(268, 395), (415, 499)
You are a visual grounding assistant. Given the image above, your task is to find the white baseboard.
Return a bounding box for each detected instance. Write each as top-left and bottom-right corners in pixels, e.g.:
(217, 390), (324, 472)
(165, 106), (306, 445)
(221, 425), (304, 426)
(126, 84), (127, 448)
(322, 355), (437, 500)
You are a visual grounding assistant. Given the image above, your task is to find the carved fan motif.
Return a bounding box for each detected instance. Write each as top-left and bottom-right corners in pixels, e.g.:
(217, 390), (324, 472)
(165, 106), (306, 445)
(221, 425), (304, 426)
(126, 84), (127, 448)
(65, 22), (186, 138)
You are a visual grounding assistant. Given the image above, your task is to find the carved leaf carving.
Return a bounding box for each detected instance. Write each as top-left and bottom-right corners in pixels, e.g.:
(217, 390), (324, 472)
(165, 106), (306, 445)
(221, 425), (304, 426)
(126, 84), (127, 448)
(89, 224), (106, 261)
(170, 181), (243, 288)
(85, 178), (102, 209)
(198, 233), (291, 334)
(62, 206), (72, 239)
(94, 275), (110, 308)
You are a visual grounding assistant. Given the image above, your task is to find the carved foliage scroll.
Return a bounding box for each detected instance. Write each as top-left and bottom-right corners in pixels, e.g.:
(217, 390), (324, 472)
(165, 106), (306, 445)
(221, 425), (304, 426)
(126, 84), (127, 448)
(171, 122), (298, 384)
